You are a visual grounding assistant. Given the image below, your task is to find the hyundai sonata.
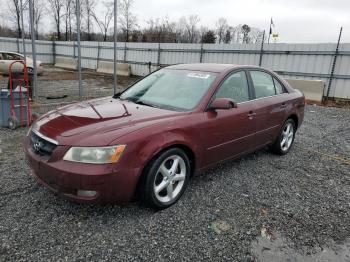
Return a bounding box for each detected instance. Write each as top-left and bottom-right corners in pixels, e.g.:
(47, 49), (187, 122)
(24, 64), (305, 208)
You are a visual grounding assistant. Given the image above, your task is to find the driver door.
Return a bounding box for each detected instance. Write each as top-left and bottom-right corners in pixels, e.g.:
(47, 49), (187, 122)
(200, 71), (257, 166)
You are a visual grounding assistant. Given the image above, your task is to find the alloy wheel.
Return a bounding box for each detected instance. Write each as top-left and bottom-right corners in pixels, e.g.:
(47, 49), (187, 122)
(153, 155), (187, 203)
(280, 122), (294, 151)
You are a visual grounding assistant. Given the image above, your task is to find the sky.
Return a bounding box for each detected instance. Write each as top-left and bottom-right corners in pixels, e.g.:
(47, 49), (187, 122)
(1, 0), (349, 43)
(131, 0), (350, 43)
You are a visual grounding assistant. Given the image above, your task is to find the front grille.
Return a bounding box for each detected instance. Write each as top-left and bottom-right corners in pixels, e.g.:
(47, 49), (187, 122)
(29, 131), (57, 157)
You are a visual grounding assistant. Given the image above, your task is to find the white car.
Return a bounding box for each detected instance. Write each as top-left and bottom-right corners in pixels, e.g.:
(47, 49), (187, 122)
(0, 51), (44, 75)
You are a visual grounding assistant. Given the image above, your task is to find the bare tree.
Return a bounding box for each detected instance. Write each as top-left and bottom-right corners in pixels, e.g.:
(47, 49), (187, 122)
(118, 0), (137, 42)
(232, 24), (263, 44)
(83, 0), (96, 40)
(142, 17), (177, 43)
(179, 15), (200, 43)
(241, 24), (251, 43)
(7, 0), (28, 38)
(215, 17), (228, 43)
(64, 0), (73, 41)
(224, 28), (232, 44)
(249, 28), (264, 43)
(48, 0), (65, 40)
(32, 0), (45, 39)
(92, 1), (113, 41)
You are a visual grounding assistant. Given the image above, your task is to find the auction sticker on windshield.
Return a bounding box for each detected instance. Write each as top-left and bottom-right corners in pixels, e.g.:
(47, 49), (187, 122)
(187, 73), (211, 79)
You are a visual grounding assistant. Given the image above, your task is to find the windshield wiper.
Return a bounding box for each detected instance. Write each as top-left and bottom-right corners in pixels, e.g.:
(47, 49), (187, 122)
(134, 99), (159, 108)
(113, 92), (122, 99)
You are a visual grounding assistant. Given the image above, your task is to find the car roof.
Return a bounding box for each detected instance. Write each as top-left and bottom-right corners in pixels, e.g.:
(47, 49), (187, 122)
(166, 63), (261, 73)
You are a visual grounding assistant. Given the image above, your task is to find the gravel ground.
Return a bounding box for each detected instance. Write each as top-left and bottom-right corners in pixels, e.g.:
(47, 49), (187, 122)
(0, 83), (350, 260)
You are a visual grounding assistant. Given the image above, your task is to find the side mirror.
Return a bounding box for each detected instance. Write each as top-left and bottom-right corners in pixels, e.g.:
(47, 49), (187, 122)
(209, 98), (237, 110)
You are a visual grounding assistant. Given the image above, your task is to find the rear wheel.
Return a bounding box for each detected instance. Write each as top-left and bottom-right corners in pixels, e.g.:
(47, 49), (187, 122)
(140, 148), (190, 209)
(272, 119), (296, 155)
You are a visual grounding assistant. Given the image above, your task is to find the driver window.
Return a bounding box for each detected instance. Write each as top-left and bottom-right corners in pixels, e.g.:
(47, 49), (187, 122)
(215, 71), (250, 103)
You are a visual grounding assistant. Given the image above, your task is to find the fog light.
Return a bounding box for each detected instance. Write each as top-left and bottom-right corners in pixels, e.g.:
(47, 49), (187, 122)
(77, 190), (97, 198)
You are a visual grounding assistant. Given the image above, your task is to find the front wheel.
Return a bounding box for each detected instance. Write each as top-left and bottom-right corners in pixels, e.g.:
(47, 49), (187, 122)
(140, 148), (190, 209)
(272, 119), (296, 155)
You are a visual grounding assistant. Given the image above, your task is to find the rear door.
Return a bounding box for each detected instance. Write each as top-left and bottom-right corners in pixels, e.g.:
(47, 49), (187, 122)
(200, 70), (257, 166)
(248, 70), (289, 149)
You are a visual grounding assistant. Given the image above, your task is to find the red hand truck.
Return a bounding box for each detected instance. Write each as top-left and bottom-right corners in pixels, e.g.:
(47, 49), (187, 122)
(7, 61), (33, 129)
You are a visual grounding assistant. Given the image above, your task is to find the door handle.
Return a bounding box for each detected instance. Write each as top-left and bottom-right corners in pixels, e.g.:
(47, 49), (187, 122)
(247, 111), (256, 117)
(281, 102), (287, 108)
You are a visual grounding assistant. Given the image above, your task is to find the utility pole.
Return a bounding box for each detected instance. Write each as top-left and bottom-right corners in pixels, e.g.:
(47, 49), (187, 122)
(325, 27), (343, 103)
(76, 0), (83, 98)
(113, 0), (118, 94)
(20, 0), (26, 64)
(267, 18), (273, 44)
(28, 0), (37, 100)
(259, 30), (265, 66)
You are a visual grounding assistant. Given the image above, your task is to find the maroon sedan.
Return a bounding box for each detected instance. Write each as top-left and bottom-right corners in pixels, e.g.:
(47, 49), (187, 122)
(24, 64), (305, 208)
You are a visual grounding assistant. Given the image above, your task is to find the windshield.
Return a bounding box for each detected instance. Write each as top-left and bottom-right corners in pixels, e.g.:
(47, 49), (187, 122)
(120, 69), (217, 111)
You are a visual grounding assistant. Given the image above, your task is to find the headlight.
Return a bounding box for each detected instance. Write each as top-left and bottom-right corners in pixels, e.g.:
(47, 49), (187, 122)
(63, 145), (126, 164)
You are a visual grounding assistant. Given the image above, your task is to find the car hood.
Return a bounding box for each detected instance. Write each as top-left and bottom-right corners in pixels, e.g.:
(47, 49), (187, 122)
(34, 97), (184, 146)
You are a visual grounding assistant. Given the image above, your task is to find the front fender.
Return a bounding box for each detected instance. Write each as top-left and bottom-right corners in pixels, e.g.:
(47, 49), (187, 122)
(116, 128), (202, 182)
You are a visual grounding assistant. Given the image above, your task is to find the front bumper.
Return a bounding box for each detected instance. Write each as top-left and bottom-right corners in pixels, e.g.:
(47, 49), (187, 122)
(23, 137), (140, 204)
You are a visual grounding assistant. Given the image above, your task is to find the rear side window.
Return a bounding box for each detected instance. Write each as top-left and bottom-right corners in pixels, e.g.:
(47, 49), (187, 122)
(215, 71), (250, 103)
(250, 71), (276, 99)
(273, 78), (285, 94)
(0, 53), (3, 60)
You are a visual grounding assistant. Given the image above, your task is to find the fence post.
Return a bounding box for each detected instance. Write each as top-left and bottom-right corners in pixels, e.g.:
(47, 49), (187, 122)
(16, 38), (20, 53)
(148, 61), (152, 74)
(52, 40), (56, 64)
(96, 41), (101, 70)
(325, 27), (343, 103)
(73, 41), (76, 58)
(124, 42), (127, 62)
(157, 42), (161, 67)
(259, 30), (265, 67)
(199, 42), (204, 63)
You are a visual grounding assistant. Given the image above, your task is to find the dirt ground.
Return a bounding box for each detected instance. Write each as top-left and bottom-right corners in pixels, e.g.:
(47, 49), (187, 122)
(0, 66), (350, 261)
(0, 65), (140, 114)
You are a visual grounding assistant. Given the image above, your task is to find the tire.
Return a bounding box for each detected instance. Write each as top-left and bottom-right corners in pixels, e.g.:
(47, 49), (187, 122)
(272, 119), (296, 155)
(8, 116), (18, 130)
(140, 148), (191, 209)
